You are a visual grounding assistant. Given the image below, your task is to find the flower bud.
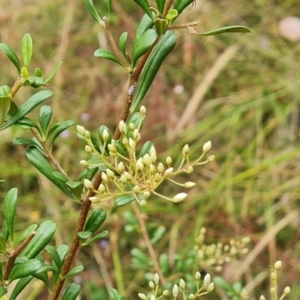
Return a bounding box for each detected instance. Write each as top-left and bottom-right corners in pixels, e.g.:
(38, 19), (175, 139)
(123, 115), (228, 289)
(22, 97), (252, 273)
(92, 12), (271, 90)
(101, 172), (108, 183)
(83, 179), (93, 190)
(106, 169), (114, 179)
(98, 184), (106, 193)
(85, 145), (93, 153)
(119, 120), (127, 134)
(132, 129), (140, 140)
(102, 129), (109, 141)
(184, 181), (196, 188)
(142, 154), (151, 166)
(77, 125), (86, 135)
(259, 296), (266, 300)
(172, 284), (179, 297)
(162, 290), (169, 296)
(129, 138), (135, 149)
(284, 287), (291, 295)
(207, 282), (214, 292)
(157, 163), (164, 173)
(133, 185), (141, 193)
(274, 261), (282, 270)
(189, 294), (195, 299)
(186, 166), (194, 174)
(122, 137), (128, 146)
(80, 160), (89, 167)
(179, 279), (186, 290)
(120, 175), (127, 183)
(154, 273), (159, 284)
(182, 144), (190, 156)
(163, 167), (173, 177)
(207, 155), (215, 162)
(149, 281), (155, 289)
(203, 140), (212, 153)
(138, 293), (147, 300)
(117, 162), (125, 173)
(140, 106), (146, 114)
(140, 200), (147, 206)
(203, 274), (211, 287)
(166, 156), (172, 165)
(89, 196), (100, 203)
(143, 191), (150, 199)
(173, 193), (187, 203)
(84, 130), (91, 140)
(195, 271), (201, 281)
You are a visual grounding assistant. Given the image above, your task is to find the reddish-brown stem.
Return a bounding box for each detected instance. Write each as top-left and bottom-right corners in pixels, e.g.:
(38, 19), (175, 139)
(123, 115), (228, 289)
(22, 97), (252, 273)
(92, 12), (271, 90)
(30, 128), (70, 180)
(10, 78), (22, 99)
(4, 232), (36, 281)
(162, 0), (174, 18)
(132, 202), (166, 285)
(50, 171), (103, 300)
(168, 21), (199, 30)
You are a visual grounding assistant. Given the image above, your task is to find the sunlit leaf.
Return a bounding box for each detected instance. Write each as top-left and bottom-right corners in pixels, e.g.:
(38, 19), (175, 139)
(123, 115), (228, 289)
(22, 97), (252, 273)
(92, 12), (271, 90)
(22, 33), (33, 67)
(195, 25), (251, 36)
(94, 48), (122, 66)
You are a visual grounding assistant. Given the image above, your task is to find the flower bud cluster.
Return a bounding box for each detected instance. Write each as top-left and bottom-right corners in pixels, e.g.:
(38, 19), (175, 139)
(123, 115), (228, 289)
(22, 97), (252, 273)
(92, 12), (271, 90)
(77, 107), (214, 205)
(195, 228), (251, 271)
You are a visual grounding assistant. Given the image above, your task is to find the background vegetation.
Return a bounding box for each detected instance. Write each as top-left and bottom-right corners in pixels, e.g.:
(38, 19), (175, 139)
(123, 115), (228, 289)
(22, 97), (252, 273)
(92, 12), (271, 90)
(1, 0), (300, 299)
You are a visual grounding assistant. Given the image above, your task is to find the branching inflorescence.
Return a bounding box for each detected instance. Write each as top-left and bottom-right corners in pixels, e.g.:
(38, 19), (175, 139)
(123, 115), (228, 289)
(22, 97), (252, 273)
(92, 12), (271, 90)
(78, 106), (214, 207)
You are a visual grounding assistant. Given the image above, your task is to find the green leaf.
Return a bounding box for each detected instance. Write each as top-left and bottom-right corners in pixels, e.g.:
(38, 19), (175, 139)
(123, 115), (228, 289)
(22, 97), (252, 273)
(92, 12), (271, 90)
(0, 233), (6, 253)
(3, 188), (18, 241)
(22, 33), (33, 67)
(39, 105), (52, 135)
(94, 48), (122, 66)
(13, 137), (45, 153)
(173, 0), (194, 15)
(35, 68), (42, 77)
(155, 0), (166, 14)
(15, 117), (40, 131)
(0, 85), (11, 97)
(9, 276), (33, 300)
(151, 225), (166, 244)
(115, 194), (135, 206)
(45, 245), (62, 269)
(78, 231), (92, 240)
(25, 147), (75, 199)
(132, 29), (159, 67)
(0, 287), (7, 298)
(64, 265), (84, 279)
(84, 0), (104, 25)
(43, 61), (63, 84)
(166, 9), (178, 22)
(133, 14), (154, 45)
(14, 224), (38, 245)
(119, 32), (128, 60)
(33, 264), (53, 288)
(196, 25), (251, 36)
(131, 31), (177, 112)
(66, 181), (83, 199)
(22, 220), (56, 259)
(81, 231), (108, 246)
(62, 283), (81, 300)
(134, 0), (153, 19)
(0, 96), (11, 127)
(108, 288), (126, 300)
(48, 120), (75, 145)
(0, 43), (21, 73)
(57, 244), (69, 264)
(23, 76), (44, 88)
(10, 259), (41, 281)
(154, 18), (169, 35)
(214, 277), (234, 292)
(106, 0), (112, 14)
(138, 141), (154, 158)
(0, 90), (54, 130)
(85, 208), (106, 233)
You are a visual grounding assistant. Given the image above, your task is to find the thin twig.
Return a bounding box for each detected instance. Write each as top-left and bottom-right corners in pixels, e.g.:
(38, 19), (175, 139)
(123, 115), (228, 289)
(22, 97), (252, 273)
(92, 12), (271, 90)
(4, 232), (36, 281)
(162, 0), (174, 18)
(50, 171), (103, 300)
(132, 202), (166, 285)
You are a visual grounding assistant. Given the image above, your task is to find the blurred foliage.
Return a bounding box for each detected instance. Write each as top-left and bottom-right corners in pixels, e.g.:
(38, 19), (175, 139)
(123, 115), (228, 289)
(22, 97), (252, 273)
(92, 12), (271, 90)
(1, 0), (300, 299)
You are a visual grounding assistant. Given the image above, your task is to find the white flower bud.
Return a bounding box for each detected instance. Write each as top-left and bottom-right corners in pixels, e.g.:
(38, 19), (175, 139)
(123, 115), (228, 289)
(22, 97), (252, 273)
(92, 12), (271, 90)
(184, 181), (196, 188)
(203, 274), (211, 287)
(85, 145), (93, 153)
(157, 163), (164, 173)
(143, 191), (150, 199)
(189, 294), (195, 299)
(124, 172), (132, 181)
(166, 156), (172, 165)
(108, 143), (117, 152)
(172, 284), (179, 297)
(149, 295), (155, 300)
(98, 184), (106, 193)
(173, 193), (187, 203)
(101, 172), (108, 183)
(142, 154), (151, 166)
(83, 179), (93, 190)
(203, 140), (212, 153)
(76, 125), (86, 135)
(129, 122), (135, 130)
(274, 261), (282, 270)
(133, 185), (141, 193)
(89, 196), (100, 203)
(102, 129), (109, 141)
(120, 175), (127, 183)
(84, 130), (91, 139)
(138, 293), (147, 300)
(140, 106), (146, 114)
(80, 160), (89, 167)
(182, 144), (190, 156)
(195, 271), (201, 281)
(284, 287), (291, 294)
(259, 296), (266, 300)
(117, 162), (125, 173)
(179, 279), (186, 290)
(149, 281), (155, 289)
(162, 290), (169, 296)
(154, 273), (159, 284)
(129, 138), (135, 149)
(207, 282), (214, 292)
(140, 200), (147, 206)
(106, 169), (114, 179)
(186, 166), (194, 173)
(119, 120), (127, 134)
(122, 137), (128, 146)
(163, 167), (173, 177)
(132, 129), (139, 140)
(207, 155), (215, 162)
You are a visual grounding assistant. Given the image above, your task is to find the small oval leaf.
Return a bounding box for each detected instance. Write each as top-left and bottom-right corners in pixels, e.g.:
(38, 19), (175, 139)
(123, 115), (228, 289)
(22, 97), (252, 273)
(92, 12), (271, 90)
(39, 105), (52, 135)
(64, 265), (84, 279)
(115, 194), (135, 206)
(94, 48), (122, 66)
(10, 259), (41, 281)
(9, 276), (33, 299)
(119, 32), (128, 60)
(22, 33), (33, 67)
(84, 0), (104, 25)
(62, 283), (81, 300)
(3, 188), (18, 241)
(134, 0), (153, 19)
(0, 43), (21, 73)
(85, 209), (106, 233)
